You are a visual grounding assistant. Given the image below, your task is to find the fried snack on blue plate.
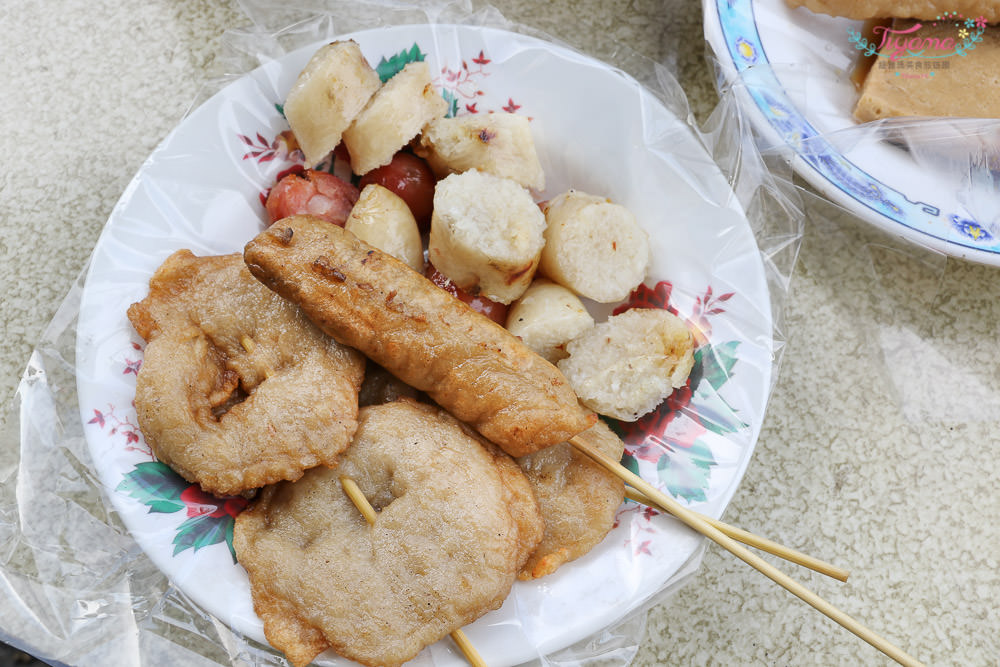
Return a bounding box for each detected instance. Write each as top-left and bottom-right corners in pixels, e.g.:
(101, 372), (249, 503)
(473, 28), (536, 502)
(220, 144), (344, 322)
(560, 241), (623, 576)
(127, 251), (364, 496)
(234, 399), (543, 667)
(853, 19), (1000, 121)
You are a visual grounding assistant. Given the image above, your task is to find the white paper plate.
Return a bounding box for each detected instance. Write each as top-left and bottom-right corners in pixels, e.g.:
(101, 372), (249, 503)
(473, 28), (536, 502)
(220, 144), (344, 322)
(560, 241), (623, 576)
(77, 24), (773, 666)
(704, 0), (1000, 264)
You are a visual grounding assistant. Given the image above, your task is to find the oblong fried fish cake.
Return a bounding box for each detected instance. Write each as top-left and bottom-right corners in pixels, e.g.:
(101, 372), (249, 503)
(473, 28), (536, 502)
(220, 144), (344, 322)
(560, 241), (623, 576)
(127, 250), (364, 496)
(234, 399), (544, 667)
(243, 214), (595, 458)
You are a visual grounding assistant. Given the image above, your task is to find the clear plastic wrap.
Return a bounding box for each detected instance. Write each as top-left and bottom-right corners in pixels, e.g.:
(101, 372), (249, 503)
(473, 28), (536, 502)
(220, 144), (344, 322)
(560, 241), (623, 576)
(0, 1), (805, 665)
(703, 0), (1000, 425)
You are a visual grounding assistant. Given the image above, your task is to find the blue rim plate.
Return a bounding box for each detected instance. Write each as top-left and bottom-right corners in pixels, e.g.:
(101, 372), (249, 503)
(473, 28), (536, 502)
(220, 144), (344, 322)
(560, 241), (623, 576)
(704, 0), (1000, 264)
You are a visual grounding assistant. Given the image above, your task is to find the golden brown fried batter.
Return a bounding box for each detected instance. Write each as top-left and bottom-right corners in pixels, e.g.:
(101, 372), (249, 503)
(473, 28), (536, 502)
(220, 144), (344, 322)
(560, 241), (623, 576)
(516, 419), (625, 579)
(127, 250), (364, 496)
(243, 215), (595, 458)
(234, 399), (543, 667)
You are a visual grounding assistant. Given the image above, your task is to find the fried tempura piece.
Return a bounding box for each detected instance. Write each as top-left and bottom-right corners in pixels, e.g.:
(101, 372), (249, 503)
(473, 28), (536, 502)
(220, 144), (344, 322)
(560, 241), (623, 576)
(243, 215), (595, 458)
(516, 419), (625, 579)
(127, 251), (364, 496)
(234, 400), (543, 667)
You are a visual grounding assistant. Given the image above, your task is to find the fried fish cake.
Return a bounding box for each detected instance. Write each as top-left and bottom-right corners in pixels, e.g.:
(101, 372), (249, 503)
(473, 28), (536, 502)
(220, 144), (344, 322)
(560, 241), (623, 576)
(517, 419), (625, 579)
(127, 250), (364, 496)
(234, 399), (544, 667)
(243, 214), (595, 457)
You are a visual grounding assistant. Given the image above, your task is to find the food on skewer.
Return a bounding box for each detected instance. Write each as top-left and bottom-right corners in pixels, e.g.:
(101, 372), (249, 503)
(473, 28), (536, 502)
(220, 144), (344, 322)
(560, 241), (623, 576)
(516, 419), (625, 579)
(538, 190), (651, 304)
(428, 169), (547, 304)
(415, 112), (546, 190)
(284, 40), (381, 167)
(233, 399), (543, 667)
(504, 278), (595, 364)
(121, 35), (920, 667)
(343, 60), (449, 175)
(558, 308), (694, 421)
(126, 251), (365, 496)
(337, 478), (487, 667)
(243, 214), (596, 457)
(351, 359), (624, 582)
(344, 183), (425, 272)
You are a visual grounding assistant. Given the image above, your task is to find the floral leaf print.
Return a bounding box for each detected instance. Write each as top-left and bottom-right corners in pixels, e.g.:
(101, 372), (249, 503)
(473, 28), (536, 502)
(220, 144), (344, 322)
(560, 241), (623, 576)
(90, 403), (147, 454)
(239, 130), (301, 165)
(376, 43), (426, 83)
(698, 341), (739, 392)
(502, 98), (522, 112)
(173, 514), (231, 560)
(117, 462), (246, 561)
(88, 409), (106, 428)
(173, 486), (247, 561)
(441, 88), (460, 118)
(656, 437), (715, 503)
(692, 343), (747, 436)
(434, 51), (502, 115)
(620, 444), (643, 478)
(117, 461), (187, 514)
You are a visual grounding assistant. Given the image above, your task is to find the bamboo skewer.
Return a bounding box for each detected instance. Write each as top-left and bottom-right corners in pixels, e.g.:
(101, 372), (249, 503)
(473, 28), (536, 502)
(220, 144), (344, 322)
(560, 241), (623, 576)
(623, 486), (849, 582)
(339, 476), (488, 667)
(252, 332), (887, 662)
(570, 434), (924, 667)
(240, 336), (272, 378)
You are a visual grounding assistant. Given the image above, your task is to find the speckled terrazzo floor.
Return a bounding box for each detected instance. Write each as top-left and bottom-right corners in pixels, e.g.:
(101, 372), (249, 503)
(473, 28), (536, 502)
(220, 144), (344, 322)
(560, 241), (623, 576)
(2, 1), (998, 666)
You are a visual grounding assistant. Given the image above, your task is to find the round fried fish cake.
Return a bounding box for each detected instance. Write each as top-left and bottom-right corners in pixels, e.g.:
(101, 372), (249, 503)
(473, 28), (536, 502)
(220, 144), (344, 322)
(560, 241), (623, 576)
(127, 250), (364, 496)
(234, 399), (544, 667)
(516, 419), (625, 579)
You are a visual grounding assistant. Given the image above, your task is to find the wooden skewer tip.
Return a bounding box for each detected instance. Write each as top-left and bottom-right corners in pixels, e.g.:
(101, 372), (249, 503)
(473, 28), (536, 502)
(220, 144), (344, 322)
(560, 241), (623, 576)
(570, 434), (922, 667)
(623, 486), (849, 583)
(339, 475), (488, 667)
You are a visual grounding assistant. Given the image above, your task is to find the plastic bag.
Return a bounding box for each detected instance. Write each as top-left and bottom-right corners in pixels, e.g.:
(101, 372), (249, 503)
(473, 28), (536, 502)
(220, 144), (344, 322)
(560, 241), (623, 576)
(0, 1), (804, 665)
